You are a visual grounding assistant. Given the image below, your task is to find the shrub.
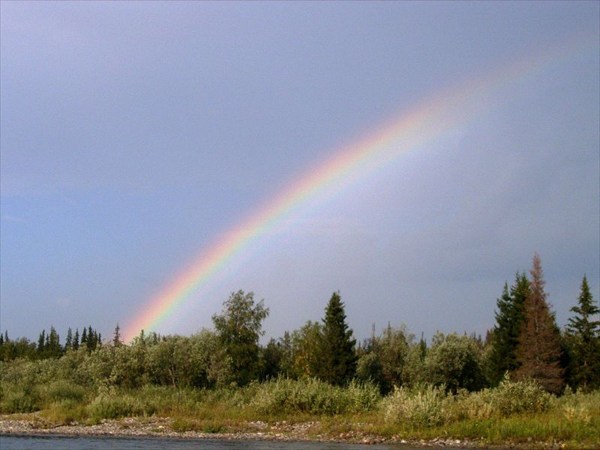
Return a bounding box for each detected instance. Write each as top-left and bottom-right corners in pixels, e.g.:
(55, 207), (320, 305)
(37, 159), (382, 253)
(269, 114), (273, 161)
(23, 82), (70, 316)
(87, 388), (152, 420)
(491, 377), (552, 416)
(44, 380), (87, 403)
(0, 385), (40, 413)
(452, 376), (553, 420)
(382, 384), (450, 427)
(250, 377), (380, 416)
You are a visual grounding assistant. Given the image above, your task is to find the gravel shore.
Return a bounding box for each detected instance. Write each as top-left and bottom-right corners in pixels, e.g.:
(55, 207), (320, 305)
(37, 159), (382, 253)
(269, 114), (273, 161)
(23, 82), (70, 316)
(0, 415), (476, 447)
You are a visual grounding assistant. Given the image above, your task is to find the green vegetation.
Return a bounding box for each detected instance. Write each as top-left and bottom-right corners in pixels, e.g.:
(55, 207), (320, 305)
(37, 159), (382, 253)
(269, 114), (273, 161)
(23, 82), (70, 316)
(1, 255), (599, 447)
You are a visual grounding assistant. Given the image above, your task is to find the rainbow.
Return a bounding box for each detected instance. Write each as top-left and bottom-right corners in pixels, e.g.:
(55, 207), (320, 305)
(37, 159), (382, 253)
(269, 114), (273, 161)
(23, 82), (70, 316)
(123, 34), (596, 342)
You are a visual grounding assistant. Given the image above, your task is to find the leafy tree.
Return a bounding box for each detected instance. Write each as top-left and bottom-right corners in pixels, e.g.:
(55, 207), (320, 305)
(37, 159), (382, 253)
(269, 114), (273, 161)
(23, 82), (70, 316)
(356, 351), (384, 388)
(514, 253), (564, 394)
(377, 324), (411, 392)
(424, 332), (486, 393)
(0, 334), (36, 361)
(318, 291), (357, 386)
(488, 273), (529, 385)
(258, 338), (284, 381)
(212, 290), (269, 386)
(109, 340), (148, 388)
(290, 321), (323, 378)
(566, 275), (600, 391)
(356, 324), (411, 393)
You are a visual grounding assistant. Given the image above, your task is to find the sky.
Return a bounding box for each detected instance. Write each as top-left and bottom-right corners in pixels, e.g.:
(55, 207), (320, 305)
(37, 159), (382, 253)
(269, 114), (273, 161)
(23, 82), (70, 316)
(1, 1), (599, 344)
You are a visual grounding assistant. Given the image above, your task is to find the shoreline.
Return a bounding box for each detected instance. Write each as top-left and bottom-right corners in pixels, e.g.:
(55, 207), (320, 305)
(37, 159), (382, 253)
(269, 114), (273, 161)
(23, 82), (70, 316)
(0, 415), (482, 448)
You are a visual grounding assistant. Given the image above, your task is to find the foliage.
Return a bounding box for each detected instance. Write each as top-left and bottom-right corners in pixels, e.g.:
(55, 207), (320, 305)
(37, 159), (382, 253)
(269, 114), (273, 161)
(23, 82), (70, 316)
(455, 375), (552, 420)
(357, 325), (412, 394)
(212, 290), (269, 386)
(87, 388), (151, 420)
(515, 254), (564, 394)
(488, 273), (529, 385)
(424, 332), (486, 393)
(318, 291), (357, 386)
(566, 275), (600, 391)
(382, 384), (451, 427)
(250, 377), (380, 415)
(289, 321), (323, 379)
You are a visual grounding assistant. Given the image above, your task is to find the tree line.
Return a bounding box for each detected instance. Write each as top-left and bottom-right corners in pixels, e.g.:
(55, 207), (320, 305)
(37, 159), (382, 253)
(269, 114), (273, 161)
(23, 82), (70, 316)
(1, 253), (598, 393)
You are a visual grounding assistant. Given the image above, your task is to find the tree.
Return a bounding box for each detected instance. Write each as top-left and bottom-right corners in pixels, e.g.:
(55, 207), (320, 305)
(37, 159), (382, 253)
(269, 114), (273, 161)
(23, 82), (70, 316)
(356, 324), (411, 393)
(212, 290), (269, 386)
(514, 253), (564, 394)
(46, 326), (62, 358)
(65, 328), (73, 351)
(488, 273), (529, 385)
(113, 323), (123, 347)
(566, 275), (600, 391)
(290, 321), (323, 378)
(425, 332), (486, 393)
(318, 291), (357, 386)
(37, 330), (46, 355)
(73, 329), (80, 350)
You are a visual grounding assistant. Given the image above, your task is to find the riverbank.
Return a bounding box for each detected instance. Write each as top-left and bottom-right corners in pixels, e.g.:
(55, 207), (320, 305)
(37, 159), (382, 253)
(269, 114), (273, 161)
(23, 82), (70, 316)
(2, 380), (599, 449)
(0, 414), (586, 449)
(0, 414), (484, 448)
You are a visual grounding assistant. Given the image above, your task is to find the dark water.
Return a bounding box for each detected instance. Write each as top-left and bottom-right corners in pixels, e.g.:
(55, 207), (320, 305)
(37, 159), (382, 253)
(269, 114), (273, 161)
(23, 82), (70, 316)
(0, 435), (443, 450)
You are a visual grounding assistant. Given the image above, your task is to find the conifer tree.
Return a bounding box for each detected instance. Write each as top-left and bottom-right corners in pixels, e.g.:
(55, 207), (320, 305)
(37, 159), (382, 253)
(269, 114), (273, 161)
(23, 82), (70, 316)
(73, 329), (80, 350)
(47, 326), (62, 358)
(65, 328), (73, 351)
(318, 291), (357, 386)
(37, 330), (46, 355)
(514, 254), (564, 393)
(567, 275), (600, 391)
(488, 273), (529, 384)
(87, 326), (95, 352)
(81, 327), (88, 346)
(113, 324), (122, 347)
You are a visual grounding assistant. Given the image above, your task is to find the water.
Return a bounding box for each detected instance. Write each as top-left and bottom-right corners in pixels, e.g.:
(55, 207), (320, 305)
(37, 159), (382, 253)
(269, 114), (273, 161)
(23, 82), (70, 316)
(0, 435), (441, 450)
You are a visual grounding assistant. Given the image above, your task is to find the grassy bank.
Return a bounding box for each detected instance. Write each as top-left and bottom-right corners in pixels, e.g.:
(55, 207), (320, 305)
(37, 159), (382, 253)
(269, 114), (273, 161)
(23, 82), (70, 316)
(1, 377), (599, 448)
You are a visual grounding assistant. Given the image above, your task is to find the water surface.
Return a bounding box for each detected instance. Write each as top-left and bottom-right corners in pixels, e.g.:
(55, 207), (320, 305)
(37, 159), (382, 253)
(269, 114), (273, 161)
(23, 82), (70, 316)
(0, 435), (454, 450)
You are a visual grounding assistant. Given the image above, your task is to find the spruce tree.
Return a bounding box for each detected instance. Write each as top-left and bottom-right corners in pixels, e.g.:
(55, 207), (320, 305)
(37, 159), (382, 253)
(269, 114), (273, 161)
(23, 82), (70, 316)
(113, 324), (122, 347)
(65, 328), (73, 351)
(488, 273), (529, 385)
(514, 254), (564, 393)
(567, 275), (600, 391)
(73, 329), (80, 350)
(319, 291), (357, 386)
(47, 326), (62, 358)
(37, 330), (46, 356)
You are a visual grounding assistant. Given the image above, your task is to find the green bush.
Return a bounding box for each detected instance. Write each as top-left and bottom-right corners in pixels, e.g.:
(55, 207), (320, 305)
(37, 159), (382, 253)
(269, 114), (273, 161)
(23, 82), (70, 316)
(87, 389), (153, 420)
(0, 386), (40, 413)
(490, 377), (552, 416)
(250, 377), (380, 416)
(44, 380), (87, 403)
(382, 384), (450, 427)
(452, 377), (553, 420)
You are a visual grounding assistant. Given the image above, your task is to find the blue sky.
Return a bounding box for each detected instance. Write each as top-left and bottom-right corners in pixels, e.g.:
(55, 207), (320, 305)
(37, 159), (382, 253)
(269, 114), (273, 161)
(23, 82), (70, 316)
(1, 1), (598, 343)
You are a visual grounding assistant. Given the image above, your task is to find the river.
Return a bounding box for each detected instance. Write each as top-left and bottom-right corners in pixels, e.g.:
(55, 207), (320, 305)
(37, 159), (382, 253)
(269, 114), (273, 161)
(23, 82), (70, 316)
(0, 435), (468, 450)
